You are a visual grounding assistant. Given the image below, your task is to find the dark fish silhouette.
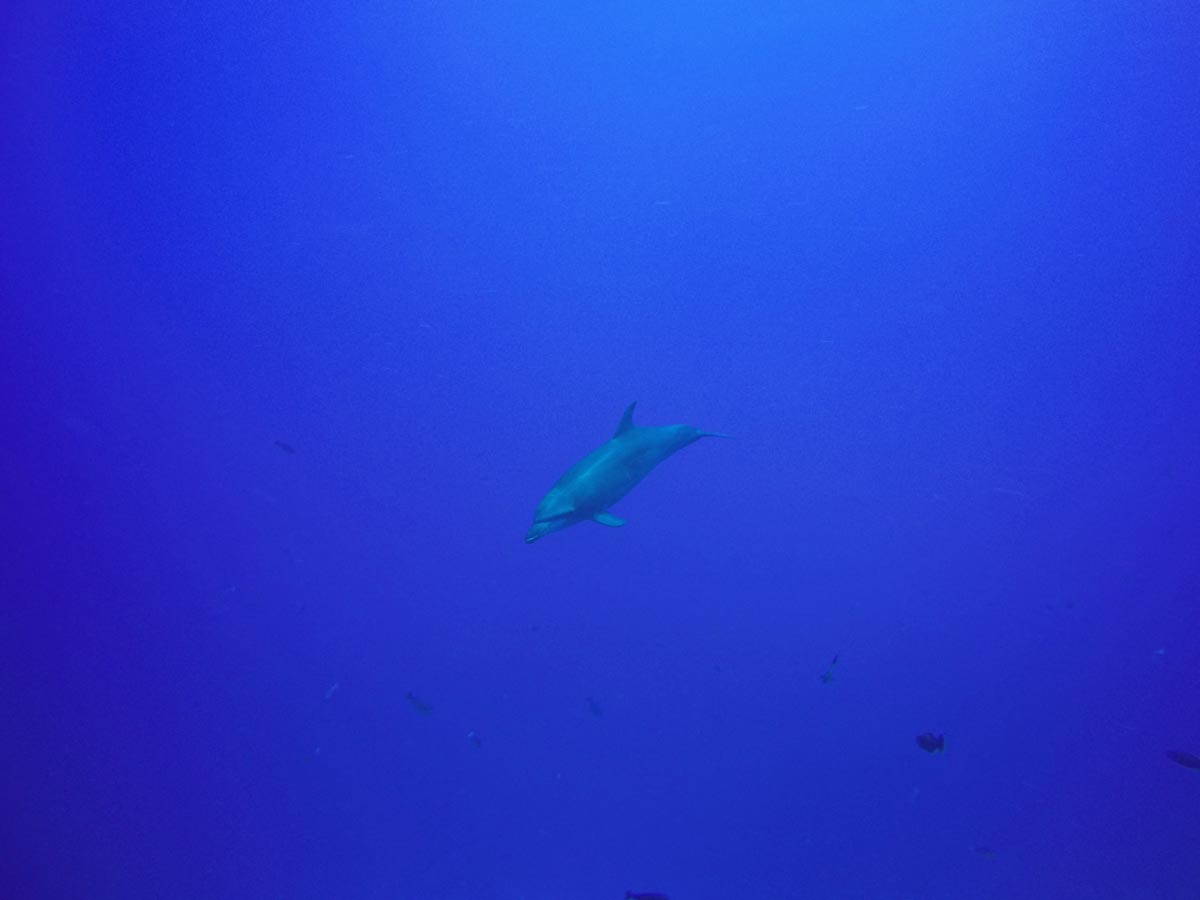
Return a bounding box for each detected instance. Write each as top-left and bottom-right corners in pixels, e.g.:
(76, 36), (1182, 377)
(405, 691), (433, 715)
(586, 696), (604, 718)
(819, 652), (840, 684)
(1167, 750), (1200, 770)
(626, 892), (670, 900)
(971, 845), (996, 856)
(916, 732), (945, 753)
(273, 440), (296, 454)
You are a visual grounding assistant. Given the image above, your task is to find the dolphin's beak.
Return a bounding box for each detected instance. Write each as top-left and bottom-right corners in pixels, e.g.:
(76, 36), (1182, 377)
(525, 514), (571, 543)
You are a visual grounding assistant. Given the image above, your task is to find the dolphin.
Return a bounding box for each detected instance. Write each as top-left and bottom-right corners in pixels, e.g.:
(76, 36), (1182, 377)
(524, 402), (729, 543)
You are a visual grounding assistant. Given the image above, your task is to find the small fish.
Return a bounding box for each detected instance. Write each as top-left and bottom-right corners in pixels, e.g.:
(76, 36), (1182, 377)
(916, 732), (945, 753)
(819, 652), (840, 684)
(405, 691), (433, 715)
(1166, 750), (1200, 770)
(586, 696), (604, 718)
(323, 681), (340, 701)
(467, 730), (482, 749)
(273, 440), (296, 454)
(971, 845), (996, 856)
(626, 892), (670, 900)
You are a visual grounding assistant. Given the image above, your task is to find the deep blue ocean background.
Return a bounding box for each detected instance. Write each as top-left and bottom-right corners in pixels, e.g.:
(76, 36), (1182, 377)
(3, 3), (1198, 899)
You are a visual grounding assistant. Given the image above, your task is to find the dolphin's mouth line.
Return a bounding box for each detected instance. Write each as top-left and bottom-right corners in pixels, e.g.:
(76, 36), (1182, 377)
(525, 514), (569, 543)
(524, 521), (546, 543)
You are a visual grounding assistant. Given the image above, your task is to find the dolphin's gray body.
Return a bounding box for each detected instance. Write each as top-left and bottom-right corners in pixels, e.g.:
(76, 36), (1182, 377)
(524, 402), (728, 543)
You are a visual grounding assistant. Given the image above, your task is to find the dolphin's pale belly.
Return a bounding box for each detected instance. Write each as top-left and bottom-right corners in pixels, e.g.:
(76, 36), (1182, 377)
(551, 440), (657, 514)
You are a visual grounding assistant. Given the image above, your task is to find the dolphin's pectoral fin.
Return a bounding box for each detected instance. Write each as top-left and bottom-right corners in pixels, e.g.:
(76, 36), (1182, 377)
(593, 512), (627, 527)
(614, 402), (638, 438)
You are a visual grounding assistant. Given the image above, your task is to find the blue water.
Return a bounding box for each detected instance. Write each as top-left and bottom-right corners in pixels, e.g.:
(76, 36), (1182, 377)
(3, 3), (1198, 899)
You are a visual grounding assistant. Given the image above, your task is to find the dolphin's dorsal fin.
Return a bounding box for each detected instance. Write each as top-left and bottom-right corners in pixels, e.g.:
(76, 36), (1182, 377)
(614, 401), (637, 437)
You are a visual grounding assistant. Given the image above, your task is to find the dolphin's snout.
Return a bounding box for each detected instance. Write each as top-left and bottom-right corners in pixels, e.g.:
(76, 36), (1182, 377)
(524, 521), (550, 543)
(525, 516), (568, 543)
